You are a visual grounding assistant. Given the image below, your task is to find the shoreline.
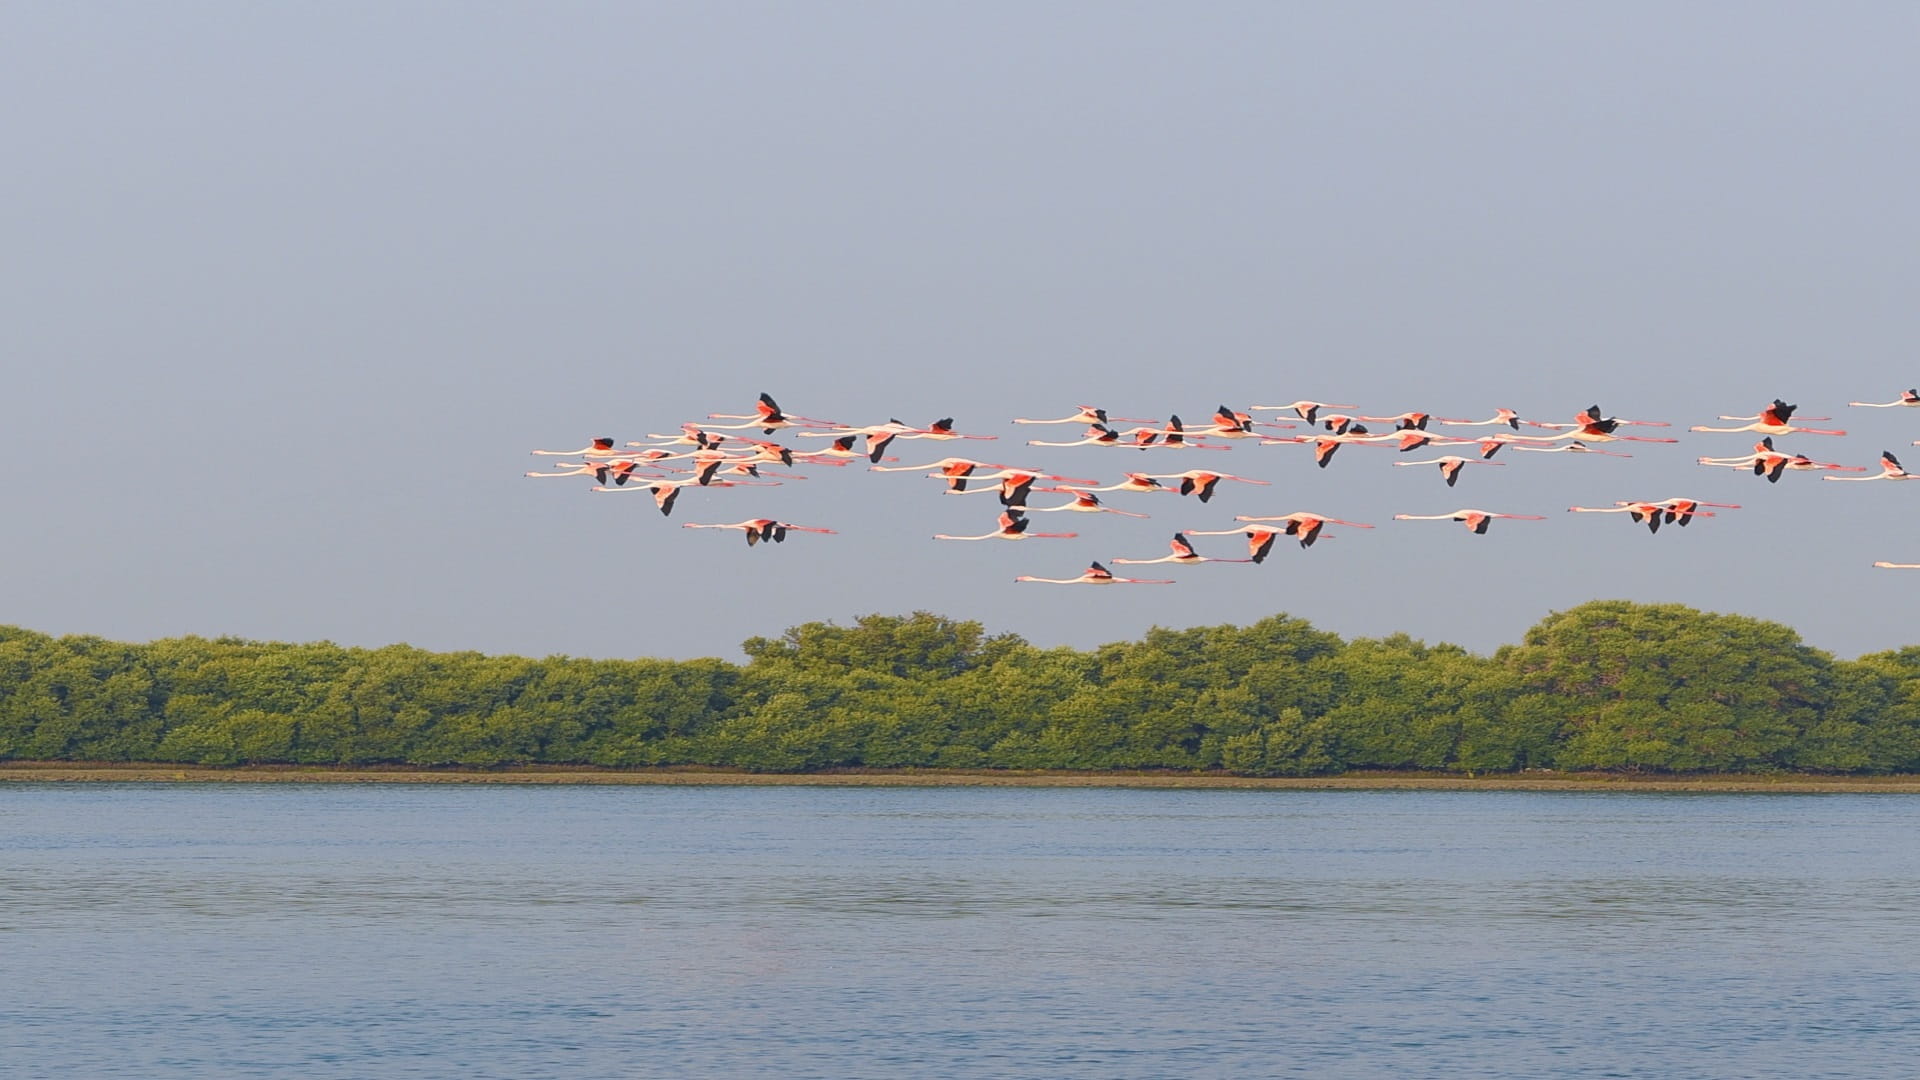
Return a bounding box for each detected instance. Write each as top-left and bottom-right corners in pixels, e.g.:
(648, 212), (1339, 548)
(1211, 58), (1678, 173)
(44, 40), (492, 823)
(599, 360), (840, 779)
(5, 762), (1920, 792)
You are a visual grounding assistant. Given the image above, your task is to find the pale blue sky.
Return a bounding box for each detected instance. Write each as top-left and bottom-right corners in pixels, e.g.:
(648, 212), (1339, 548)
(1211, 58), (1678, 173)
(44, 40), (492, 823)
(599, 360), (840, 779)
(4, 2), (1917, 660)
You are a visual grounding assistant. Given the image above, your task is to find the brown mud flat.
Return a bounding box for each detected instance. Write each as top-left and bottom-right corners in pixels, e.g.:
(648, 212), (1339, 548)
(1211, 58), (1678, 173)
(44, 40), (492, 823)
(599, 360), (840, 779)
(6, 762), (1920, 792)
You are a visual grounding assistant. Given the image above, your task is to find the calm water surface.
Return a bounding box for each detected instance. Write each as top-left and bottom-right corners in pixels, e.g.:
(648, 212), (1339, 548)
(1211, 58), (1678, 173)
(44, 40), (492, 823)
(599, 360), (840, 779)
(3, 785), (1918, 1078)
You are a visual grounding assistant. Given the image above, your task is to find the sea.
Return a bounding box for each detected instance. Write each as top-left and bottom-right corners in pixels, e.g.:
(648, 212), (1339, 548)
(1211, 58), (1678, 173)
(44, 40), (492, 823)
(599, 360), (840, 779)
(3, 784), (1917, 1079)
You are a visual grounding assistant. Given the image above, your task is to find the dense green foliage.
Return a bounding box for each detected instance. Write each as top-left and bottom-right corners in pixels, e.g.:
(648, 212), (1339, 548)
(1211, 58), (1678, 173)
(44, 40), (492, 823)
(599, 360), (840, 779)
(3, 602), (1918, 774)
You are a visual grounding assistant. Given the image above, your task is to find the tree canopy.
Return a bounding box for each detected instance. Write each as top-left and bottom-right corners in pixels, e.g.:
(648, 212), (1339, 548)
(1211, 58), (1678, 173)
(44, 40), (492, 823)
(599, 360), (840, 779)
(1, 604), (1915, 774)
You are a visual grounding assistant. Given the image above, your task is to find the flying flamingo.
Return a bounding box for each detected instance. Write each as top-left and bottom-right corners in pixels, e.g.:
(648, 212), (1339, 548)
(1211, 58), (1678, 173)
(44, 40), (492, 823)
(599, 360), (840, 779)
(1504, 440), (1631, 458)
(1112, 533), (1254, 566)
(1357, 410), (1432, 431)
(947, 468), (1099, 506)
(681, 519), (837, 546)
(933, 511), (1076, 542)
(1566, 501), (1709, 534)
(1027, 424), (1123, 448)
(1230, 511), (1374, 549)
(1250, 401), (1358, 425)
(1269, 426), (1380, 468)
(1180, 525), (1289, 563)
(1201, 405), (1292, 438)
(524, 461), (613, 482)
(591, 477), (780, 516)
(1624, 497), (1742, 526)
(705, 393), (841, 434)
(870, 456), (1009, 491)
(1119, 415), (1229, 450)
(1392, 455), (1505, 487)
(1012, 405), (1155, 425)
(1690, 400), (1846, 437)
(531, 437), (627, 457)
(1851, 390), (1920, 408)
(1020, 491), (1150, 518)
(1874, 561), (1920, 569)
(1139, 470), (1271, 503)
(631, 424), (735, 450)
(1825, 451), (1915, 482)
(1392, 509), (1546, 534)
(1528, 405), (1671, 430)
(1061, 473), (1175, 495)
(894, 418), (998, 441)
(1015, 561), (1173, 585)
(1436, 408), (1524, 430)
(1697, 440), (1864, 482)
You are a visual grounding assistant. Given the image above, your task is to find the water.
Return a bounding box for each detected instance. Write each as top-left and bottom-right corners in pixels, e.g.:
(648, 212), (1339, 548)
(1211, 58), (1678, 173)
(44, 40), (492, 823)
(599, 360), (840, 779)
(3, 785), (1918, 1079)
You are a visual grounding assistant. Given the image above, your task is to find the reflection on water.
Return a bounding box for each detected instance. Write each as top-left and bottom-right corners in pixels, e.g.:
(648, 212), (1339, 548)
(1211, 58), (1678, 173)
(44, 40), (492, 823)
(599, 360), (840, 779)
(3, 785), (1920, 1079)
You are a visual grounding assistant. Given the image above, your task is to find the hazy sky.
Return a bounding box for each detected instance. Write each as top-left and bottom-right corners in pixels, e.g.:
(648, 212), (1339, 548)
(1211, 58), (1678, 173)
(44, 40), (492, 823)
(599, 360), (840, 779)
(5, 2), (1918, 662)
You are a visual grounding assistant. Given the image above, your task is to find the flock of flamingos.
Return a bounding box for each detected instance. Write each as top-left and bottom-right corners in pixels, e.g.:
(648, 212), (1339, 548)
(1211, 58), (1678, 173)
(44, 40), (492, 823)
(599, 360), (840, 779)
(527, 391), (1920, 584)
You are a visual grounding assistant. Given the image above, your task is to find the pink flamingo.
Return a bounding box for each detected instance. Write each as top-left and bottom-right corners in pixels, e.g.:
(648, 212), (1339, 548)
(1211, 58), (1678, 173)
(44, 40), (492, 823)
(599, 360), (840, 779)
(1138, 470), (1272, 503)
(1690, 400), (1845, 437)
(1112, 533), (1254, 566)
(1012, 405), (1155, 425)
(1436, 408), (1525, 430)
(681, 519), (837, 546)
(1021, 491), (1150, 518)
(1392, 455), (1505, 487)
(705, 392), (841, 433)
(1231, 511), (1374, 549)
(1251, 401), (1358, 425)
(1826, 451), (1915, 482)
(1851, 390), (1920, 408)
(933, 511), (1076, 542)
(1392, 509), (1546, 534)
(1015, 561), (1174, 585)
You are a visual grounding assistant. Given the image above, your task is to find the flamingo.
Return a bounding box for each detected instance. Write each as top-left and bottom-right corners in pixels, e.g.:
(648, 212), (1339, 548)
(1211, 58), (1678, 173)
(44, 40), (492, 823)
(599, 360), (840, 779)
(1851, 390), (1920, 408)
(631, 424), (734, 450)
(1268, 426), (1379, 468)
(1138, 470), (1271, 503)
(1180, 525), (1288, 563)
(604, 460), (678, 486)
(681, 519), (837, 546)
(531, 437), (627, 458)
(591, 477), (780, 516)
(1015, 561), (1174, 585)
(1020, 491), (1150, 518)
(1119, 415), (1228, 450)
(1392, 509), (1546, 534)
(948, 469), (1099, 505)
(1529, 405), (1670, 430)
(1012, 405), (1155, 425)
(1027, 424), (1124, 448)
(1357, 410), (1432, 431)
(1697, 440), (1864, 482)
(1504, 440), (1632, 458)
(1523, 407), (1679, 444)
(1826, 450), (1916, 481)
(891, 418), (998, 441)
(1230, 511), (1374, 548)
(1392, 455), (1505, 487)
(1566, 501), (1710, 534)
(1874, 561), (1920, 569)
(870, 456), (1009, 491)
(524, 461), (613, 482)
(705, 392), (840, 433)
(798, 433), (896, 463)
(1061, 473), (1175, 494)
(1250, 401), (1358, 425)
(933, 511), (1076, 542)
(1690, 400), (1846, 437)
(1625, 497), (1741, 526)
(1112, 533), (1254, 566)
(1436, 408), (1524, 430)
(1201, 405), (1291, 438)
